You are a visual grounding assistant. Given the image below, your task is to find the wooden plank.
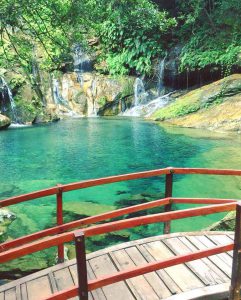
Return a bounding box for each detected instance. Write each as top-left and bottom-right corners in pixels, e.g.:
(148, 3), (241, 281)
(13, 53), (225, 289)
(88, 254), (135, 300)
(27, 276), (52, 300)
(137, 244), (181, 295)
(69, 264), (94, 300)
(53, 267), (74, 291)
(4, 288), (16, 300)
(164, 282), (230, 300)
(48, 272), (58, 294)
(228, 233), (235, 240)
(187, 236), (231, 277)
(0, 293), (4, 300)
(163, 237), (224, 285)
(179, 236), (228, 283)
(20, 283), (28, 300)
(199, 236), (232, 265)
(15, 285), (21, 300)
(143, 240), (204, 292)
(125, 246), (172, 299)
(207, 234), (233, 257)
(110, 249), (159, 300)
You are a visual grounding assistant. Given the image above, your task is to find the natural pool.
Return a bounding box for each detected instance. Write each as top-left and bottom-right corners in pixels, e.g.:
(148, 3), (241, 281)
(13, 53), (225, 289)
(1, 117), (241, 245)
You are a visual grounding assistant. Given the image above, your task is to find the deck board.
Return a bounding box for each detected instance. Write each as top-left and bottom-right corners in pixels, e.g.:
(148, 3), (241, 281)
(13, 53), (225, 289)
(125, 246), (172, 299)
(0, 232), (234, 300)
(137, 243), (181, 295)
(110, 249), (159, 300)
(144, 240), (204, 291)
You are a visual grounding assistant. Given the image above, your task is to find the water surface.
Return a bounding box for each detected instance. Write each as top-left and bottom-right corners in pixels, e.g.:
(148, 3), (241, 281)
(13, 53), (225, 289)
(1, 117), (241, 241)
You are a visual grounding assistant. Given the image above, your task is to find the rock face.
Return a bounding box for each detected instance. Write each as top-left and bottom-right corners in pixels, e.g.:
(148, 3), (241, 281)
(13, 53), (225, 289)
(49, 72), (134, 117)
(0, 114), (11, 129)
(0, 70), (134, 124)
(152, 74), (241, 132)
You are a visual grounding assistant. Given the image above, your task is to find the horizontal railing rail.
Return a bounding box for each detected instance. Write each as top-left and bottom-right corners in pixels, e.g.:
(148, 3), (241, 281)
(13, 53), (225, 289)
(0, 201), (236, 263)
(0, 197), (237, 253)
(2, 167), (241, 208)
(1, 167), (241, 300)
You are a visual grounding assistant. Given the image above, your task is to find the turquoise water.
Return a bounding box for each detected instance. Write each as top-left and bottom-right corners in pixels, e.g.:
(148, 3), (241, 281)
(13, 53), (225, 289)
(1, 117), (241, 240)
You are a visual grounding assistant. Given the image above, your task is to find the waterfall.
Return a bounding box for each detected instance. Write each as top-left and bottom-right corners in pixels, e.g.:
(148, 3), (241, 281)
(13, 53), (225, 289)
(90, 79), (97, 116)
(157, 55), (167, 96)
(86, 79), (98, 117)
(134, 78), (147, 106)
(122, 92), (171, 117)
(73, 44), (92, 86)
(52, 79), (69, 107)
(0, 77), (19, 123)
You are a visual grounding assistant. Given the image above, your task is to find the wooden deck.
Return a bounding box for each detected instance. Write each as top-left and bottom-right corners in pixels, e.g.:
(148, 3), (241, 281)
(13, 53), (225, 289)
(0, 231), (234, 300)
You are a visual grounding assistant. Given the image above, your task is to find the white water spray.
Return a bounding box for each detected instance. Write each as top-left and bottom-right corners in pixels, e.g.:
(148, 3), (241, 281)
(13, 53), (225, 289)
(0, 77), (19, 123)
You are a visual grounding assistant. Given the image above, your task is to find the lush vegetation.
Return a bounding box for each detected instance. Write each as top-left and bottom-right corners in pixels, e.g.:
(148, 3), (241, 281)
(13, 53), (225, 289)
(0, 0), (240, 80)
(177, 0), (241, 75)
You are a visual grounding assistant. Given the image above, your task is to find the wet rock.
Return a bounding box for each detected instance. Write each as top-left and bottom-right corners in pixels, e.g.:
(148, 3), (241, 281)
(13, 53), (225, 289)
(0, 114), (11, 129)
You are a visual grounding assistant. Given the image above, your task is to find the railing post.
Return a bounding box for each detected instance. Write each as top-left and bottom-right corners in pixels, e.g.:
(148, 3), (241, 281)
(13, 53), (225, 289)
(75, 231), (88, 300)
(57, 184), (64, 263)
(229, 203), (241, 300)
(163, 168), (174, 234)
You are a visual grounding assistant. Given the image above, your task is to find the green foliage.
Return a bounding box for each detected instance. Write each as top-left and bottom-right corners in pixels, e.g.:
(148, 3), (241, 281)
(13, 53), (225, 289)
(96, 0), (176, 75)
(177, 0), (241, 74)
(0, 0), (240, 85)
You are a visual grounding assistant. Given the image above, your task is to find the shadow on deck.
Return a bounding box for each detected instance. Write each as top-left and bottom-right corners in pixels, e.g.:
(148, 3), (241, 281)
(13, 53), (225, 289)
(0, 231), (234, 300)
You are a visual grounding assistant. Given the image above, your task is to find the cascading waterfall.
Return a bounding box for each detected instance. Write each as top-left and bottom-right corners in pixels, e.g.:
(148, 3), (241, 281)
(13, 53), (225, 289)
(157, 54), (167, 96)
(0, 77), (19, 123)
(122, 58), (171, 117)
(87, 79), (98, 117)
(52, 78), (81, 118)
(52, 78), (69, 107)
(90, 79), (97, 116)
(73, 44), (92, 86)
(133, 78), (147, 106)
(122, 93), (172, 117)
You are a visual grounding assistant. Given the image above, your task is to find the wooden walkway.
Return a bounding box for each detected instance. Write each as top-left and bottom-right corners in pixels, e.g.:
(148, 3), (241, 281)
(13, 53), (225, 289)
(0, 231), (234, 300)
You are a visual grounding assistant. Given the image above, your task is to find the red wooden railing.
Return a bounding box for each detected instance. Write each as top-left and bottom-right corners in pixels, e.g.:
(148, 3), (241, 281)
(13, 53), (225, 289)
(1, 167), (241, 300)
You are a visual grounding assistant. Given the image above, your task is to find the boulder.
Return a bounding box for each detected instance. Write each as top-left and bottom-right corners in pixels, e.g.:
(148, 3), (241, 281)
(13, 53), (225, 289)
(152, 74), (241, 132)
(0, 114), (11, 130)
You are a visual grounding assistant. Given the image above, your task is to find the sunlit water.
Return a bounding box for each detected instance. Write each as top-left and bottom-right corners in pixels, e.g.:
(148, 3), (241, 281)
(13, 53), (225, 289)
(1, 117), (241, 242)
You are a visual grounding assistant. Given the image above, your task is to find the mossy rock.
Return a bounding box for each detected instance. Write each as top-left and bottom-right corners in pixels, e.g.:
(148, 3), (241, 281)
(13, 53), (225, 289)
(0, 249), (56, 280)
(206, 211), (235, 231)
(152, 74), (241, 121)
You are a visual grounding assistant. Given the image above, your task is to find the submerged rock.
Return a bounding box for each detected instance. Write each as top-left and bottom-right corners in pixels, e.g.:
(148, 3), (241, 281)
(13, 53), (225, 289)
(0, 114), (11, 129)
(206, 211), (235, 231)
(0, 209), (16, 242)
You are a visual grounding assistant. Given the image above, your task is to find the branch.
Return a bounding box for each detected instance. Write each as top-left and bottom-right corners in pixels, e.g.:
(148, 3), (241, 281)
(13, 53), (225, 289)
(21, 15), (56, 63)
(203, 8), (216, 32)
